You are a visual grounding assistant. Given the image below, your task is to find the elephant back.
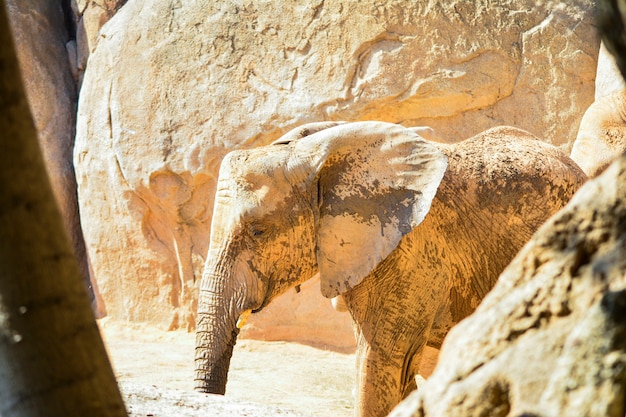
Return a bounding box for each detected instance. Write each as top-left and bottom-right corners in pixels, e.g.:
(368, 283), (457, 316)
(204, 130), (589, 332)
(425, 126), (586, 347)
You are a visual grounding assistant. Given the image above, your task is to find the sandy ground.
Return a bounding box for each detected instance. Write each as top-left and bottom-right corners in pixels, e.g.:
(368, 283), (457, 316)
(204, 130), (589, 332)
(99, 319), (356, 417)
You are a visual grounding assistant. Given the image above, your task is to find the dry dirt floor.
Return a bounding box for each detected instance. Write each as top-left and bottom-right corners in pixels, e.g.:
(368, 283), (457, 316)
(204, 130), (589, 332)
(99, 319), (356, 417)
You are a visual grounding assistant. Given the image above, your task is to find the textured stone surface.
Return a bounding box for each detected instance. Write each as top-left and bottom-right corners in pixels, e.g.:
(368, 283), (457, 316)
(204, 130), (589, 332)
(69, 0), (127, 87)
(390, 155), (626, 417)
(74, 1), (599, 331)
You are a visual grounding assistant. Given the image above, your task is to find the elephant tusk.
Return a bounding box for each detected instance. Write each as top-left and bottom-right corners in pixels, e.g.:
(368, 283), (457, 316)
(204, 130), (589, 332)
(236, 309), (252, 329)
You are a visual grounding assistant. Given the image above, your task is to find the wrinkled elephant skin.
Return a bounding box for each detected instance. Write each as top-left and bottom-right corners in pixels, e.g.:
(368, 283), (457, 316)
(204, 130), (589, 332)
(194, 121), (586, 417)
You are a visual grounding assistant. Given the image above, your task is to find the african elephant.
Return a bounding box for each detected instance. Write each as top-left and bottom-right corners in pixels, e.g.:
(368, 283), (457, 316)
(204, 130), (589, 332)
(194, 121), (586, 417)
(570, 88), (626, 177)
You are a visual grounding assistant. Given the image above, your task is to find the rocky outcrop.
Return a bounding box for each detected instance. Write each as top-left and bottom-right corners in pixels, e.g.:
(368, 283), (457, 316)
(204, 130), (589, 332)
(390, 154), (626, 417)
(69, 0), (127, 87)
(74, 1), (598, 331)
(5, 0), (100, 311)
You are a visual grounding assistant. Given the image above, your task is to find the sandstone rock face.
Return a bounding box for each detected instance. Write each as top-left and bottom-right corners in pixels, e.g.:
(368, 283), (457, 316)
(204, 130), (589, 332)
(69, 0), (127, 87)
(390, 155), (626, 417)
(5, 0), (100, 310)
(75, 1), (598, 333)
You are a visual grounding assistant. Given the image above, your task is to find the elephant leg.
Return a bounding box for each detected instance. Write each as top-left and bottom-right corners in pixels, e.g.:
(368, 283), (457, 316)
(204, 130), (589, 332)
(354, 342), (400, 417)
(344, 238), (450, 416)
(418, 345), (441, 379)
(349, 299), (440, 417)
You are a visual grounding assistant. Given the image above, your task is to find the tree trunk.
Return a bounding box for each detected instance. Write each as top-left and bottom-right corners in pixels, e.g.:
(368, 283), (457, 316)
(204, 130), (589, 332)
(6, 0), (99, 314)
(597, 0), (626, 79)
(0, 2), (127, 416)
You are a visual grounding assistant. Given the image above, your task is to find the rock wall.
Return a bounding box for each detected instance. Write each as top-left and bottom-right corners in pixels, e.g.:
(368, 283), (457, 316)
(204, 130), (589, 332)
(74, 1), (599, 336)
(69, 0), (127, 87)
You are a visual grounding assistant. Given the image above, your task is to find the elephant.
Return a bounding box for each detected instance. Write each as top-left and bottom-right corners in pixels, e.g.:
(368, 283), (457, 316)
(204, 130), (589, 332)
(194, 121), (586, 417)
(570, 88), (626, 178)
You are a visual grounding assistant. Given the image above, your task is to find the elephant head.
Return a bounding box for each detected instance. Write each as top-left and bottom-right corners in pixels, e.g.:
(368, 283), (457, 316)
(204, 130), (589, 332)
(193, 121), (448, 394)
(570, 89), (626, 177)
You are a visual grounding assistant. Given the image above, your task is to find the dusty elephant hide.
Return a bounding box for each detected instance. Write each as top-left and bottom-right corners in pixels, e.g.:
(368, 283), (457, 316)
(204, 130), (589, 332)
(570, 42), (626, 178)
(570, 88), (626, 177)
(194, 121), (586, 417)
(390, 154), (626, 417)
(570, 4), (626, 178)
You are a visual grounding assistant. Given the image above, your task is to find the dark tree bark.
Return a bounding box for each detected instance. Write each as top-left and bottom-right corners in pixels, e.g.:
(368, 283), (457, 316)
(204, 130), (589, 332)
(0, 2), (127, 416)
(6, 0), (99, 313)
(598, 0), (626, 78)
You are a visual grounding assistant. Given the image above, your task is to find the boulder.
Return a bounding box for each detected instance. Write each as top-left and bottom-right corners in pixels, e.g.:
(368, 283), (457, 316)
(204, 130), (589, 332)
(69, 0), (127, 87)
(74, 1), (599, 334)
(390, 154), (626, 417)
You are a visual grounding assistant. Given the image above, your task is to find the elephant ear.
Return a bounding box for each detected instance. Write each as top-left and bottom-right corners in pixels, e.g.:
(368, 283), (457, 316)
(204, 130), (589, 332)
(272, 121), (346, 145)
(292, 121), (448, 298)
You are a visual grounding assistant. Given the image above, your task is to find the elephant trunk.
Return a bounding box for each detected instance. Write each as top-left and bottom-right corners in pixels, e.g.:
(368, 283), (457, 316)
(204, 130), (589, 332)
(194, 270), (240, 394)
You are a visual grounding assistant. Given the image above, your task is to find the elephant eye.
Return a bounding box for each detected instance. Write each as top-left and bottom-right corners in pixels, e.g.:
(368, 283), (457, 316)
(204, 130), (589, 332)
(249, 223), (265, 237)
